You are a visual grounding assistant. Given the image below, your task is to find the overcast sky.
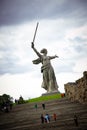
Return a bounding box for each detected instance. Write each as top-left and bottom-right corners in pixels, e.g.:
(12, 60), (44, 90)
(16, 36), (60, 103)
(0, 0), (87, 100)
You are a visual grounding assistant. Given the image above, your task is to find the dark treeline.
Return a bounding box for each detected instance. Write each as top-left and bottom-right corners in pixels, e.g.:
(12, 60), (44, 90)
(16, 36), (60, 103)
(0, 94), (27, 113)
(0, 94), (13, 113)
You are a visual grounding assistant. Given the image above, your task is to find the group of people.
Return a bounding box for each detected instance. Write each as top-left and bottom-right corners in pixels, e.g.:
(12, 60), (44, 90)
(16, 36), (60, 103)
(40, 113), (79, 126)
(41, 113), (57, 124)
(41, 114), (50, 123)
(34, 103), (57, 123)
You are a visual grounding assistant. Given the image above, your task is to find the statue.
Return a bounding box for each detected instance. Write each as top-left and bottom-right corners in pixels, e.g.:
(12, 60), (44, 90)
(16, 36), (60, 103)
(31, 42), (59, 93)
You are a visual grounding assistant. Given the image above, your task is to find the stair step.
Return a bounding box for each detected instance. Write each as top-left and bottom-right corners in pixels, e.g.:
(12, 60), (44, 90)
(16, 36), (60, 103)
(0, 97), (87, 130)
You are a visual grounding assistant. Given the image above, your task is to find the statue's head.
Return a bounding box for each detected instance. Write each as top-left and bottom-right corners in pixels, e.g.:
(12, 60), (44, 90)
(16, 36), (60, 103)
(40, 48), (47, 54)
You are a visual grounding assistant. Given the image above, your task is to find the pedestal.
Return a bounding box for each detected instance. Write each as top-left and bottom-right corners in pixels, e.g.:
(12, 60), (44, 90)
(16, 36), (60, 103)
(42, 90), (60, 96)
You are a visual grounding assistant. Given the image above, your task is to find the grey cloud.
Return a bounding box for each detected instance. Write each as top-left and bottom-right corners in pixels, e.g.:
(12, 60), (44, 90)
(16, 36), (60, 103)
(68, 37), (87, 58)
(72, 37), (87, 43)
(69, 37), (87, 44)
(0, 55), (33, 74)
(0, 56), (18, 74)
(0, 46), (32, 74)
(55, 64), (74, 73)
(0, 0), (87, 26)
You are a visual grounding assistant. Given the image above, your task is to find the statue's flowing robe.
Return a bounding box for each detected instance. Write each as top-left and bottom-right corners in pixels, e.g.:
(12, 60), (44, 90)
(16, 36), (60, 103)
(32, 56), (58, 93)
(32, 58), (41, 64)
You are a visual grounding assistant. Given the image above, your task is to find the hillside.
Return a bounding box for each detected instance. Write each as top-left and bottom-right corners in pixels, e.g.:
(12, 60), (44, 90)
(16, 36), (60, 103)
(0, 97), (87, 130)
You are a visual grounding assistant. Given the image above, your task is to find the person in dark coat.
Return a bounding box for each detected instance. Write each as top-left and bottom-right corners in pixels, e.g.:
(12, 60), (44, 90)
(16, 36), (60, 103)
(41, 114), (44, 124)
(74, 114), (78, 126)
(42, 103), (45, 110)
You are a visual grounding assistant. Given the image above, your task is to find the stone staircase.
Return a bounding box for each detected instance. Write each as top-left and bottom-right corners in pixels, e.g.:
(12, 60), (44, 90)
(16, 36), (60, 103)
(0, 98), (87, 130)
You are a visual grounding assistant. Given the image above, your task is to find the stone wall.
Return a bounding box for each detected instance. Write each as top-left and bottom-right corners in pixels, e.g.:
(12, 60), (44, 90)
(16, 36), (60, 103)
(64, 71), (87, 104)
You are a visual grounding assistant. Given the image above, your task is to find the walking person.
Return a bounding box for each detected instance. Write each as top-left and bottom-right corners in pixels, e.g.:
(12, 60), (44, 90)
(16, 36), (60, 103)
(44, 114), (50, 123)
(53, 113), (57, 121)
(42, 103), (45, 110)
(41, 114), (44, 124)
(34, 104), (38, 111)
(74, 114), (78, 126)
(47, 114), (50, 122)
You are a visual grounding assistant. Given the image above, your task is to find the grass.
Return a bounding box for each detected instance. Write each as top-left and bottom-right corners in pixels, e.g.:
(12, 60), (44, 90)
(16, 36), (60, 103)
(26, 93), (61, 103)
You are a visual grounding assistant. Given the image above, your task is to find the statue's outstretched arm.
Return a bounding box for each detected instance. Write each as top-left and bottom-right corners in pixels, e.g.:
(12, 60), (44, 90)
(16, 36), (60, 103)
(49, 55), (59, 60)
(31, 42), (41, 58)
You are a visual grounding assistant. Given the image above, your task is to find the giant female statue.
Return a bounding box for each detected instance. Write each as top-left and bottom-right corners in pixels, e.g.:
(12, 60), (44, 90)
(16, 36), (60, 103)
(31, 42), (59, 93)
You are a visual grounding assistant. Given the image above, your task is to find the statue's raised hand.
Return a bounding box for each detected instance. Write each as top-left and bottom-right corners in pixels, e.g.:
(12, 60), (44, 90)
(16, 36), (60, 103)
(31, 42), (34, 48)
